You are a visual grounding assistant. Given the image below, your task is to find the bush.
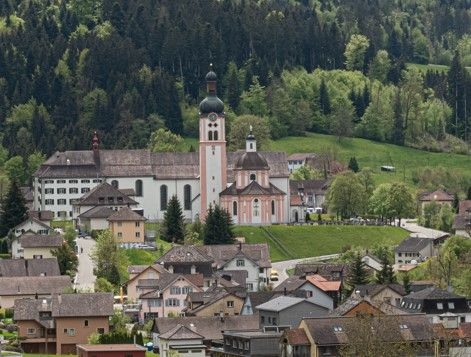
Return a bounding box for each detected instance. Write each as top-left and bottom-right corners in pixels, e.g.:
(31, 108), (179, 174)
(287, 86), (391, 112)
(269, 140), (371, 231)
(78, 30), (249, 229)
(4, 308), (14, 319)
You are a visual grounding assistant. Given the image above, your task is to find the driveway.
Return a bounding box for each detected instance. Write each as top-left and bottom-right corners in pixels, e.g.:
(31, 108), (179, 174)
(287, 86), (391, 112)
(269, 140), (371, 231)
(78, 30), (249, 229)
(399, 220), (449, 238)
(74, 237), (96, 291)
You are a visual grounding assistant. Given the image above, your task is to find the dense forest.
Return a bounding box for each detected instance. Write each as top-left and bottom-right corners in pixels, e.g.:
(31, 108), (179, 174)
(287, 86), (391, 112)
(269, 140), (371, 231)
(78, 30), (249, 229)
(1, 0), (471, 162)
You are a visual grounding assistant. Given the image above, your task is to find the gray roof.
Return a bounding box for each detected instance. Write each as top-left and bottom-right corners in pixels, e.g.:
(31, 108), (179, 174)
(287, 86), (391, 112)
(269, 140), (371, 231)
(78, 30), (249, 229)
(394, 237), (432, 253)
(0, 258), (61, 277)
(13, 216), (51, 231)
(234, 152), (269, 170)
(153, 315), (260, 341)
(78, 205), (116, 219)
(353, 284), (407, 298)
(302, 314), (434, 346)
(107, 207), (147, 222)
(0, 275), (71, 295)
(198, 243), (271, 269)
(294, 263), (349, 280)
(256, 295), (319, 312)
(19, 234), (63, 248)
(14, 292), (113, 320)
(404, 286), (463, 300)
(156, 245), (214, 265)
(290, 179), (330, 194)
(36, 150), (289, 180)
(159, 324), (205, 340)
(77, 182), (138, 206)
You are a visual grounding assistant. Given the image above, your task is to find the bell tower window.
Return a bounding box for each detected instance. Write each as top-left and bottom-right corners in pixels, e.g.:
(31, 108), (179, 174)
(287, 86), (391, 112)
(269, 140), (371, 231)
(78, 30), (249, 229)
(214, 131), (218, 140)
(233, 201), (238, 216)
(208, 131), (213, 141)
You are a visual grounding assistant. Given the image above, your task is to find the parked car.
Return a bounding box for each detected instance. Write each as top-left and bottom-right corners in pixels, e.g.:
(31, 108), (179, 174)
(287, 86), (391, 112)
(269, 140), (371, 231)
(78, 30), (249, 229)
(270, 269), (279, 281)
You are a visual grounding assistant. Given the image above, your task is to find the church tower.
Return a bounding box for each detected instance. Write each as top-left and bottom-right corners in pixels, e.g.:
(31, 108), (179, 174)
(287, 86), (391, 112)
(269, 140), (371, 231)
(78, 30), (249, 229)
(199, 66), (227, 219)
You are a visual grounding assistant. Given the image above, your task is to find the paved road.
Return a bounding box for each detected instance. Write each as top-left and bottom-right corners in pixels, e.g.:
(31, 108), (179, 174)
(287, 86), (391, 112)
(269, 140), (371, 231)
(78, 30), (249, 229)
(399, 219), (448, 238)
(74, 237), (96, 291)
(271, 254), (340, 287)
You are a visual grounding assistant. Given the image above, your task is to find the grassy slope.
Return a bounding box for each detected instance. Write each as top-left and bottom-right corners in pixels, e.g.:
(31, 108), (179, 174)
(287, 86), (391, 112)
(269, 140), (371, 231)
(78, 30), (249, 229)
(268, 132), (471, 186)
(234, 225), (408, 262)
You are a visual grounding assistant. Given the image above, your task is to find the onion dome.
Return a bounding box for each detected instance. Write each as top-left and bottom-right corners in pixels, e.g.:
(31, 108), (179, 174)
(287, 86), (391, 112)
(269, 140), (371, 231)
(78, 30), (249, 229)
(199, 64), (224, 114)
(235, 152), (269, 170)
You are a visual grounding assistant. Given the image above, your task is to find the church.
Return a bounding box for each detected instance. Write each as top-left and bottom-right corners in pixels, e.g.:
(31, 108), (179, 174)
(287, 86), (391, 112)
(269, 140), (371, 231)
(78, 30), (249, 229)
(32, 68), (290, 225)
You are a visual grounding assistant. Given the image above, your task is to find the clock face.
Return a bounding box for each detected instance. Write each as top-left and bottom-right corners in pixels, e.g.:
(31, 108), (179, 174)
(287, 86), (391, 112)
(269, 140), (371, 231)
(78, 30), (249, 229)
(208, 113), (217, 122)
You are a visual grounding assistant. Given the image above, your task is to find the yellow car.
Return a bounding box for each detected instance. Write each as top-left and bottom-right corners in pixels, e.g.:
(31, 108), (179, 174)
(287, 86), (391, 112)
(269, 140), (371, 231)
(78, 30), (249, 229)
(270, 269), (279, 281)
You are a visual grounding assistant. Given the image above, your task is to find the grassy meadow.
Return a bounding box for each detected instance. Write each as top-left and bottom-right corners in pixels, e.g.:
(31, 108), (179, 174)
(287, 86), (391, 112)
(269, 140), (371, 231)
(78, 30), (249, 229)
(234, 225), (408, 262)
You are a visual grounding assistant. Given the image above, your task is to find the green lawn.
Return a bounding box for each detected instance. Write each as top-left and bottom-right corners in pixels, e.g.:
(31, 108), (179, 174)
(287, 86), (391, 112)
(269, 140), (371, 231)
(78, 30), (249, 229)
(234, 225), (408, 262)
(269, 132), (471, 186)
(123, 238), (173, 265)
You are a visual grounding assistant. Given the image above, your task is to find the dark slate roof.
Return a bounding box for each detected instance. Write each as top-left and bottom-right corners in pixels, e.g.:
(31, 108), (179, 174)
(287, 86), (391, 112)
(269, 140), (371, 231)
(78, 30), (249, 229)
(353, 284), (407, 298)
(245, 291), (278, 311)
(302, 314), (434, 346)
(19, 234), (63, 248)
(404, 286), (463, 300)
(0, 258), (60, 277)
(273, 276), (305, 292)
(77, 182), (137, 206)
(107, 207), (147, 221)
(198, 243), (271, 269)
(15, 293), (113, 320)
(156, 245), (214, 265)
(153, 315), (260, 341)
(159, 324), (205, 340)
(215, 270), (248, 287)
(0, 276), (71, 295)
(36, 149), (289, 180)
(29, 210), (54, 222)
(330, 295), (407, 317)
(288, 153), (316, 161)
(220, 181), (285, 196)
(399, 287), (470, 314)
(394, 237), (432, 253)
(234, 152), (269, 170)
(289, 179), (330, 194)
(294, 263), (349, 281)
(78, 205), (116, 219)
(51, 292), (114, 317)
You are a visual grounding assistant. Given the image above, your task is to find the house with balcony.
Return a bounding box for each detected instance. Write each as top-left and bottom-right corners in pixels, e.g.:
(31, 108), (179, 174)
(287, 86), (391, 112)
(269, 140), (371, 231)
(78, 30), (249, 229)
(14, 292), (113, 354)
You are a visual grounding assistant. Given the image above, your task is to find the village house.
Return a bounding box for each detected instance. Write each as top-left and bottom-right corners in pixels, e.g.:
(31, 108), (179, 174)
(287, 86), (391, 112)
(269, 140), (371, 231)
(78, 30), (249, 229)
(158, 324), (206, 357)
(351, 283), (407, 307)
(394, 236), (435, 265)
(14, 293), (113, 355)
(12, 233), (63, 259)
(12, 214), (52, 237)
(184, 286), (245, 317)
(124, 264), (170, 302)
(76, 344), (147, 357)
(0, 257), (61, 278)
(417, 188), (454, 213)
(453, 200), (471, 237)
(108, 206), (146, 243)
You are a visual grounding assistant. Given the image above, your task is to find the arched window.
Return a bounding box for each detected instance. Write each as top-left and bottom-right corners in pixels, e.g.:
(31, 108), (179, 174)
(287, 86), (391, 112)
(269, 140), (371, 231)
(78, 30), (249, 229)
(160, 185), (168, 210)
(184, 185), (191, 210)
(253, 199), (259, 217)
(271, 200), (275, 215)
(233, 201), (238, 216)
(135, 180), (143, 197)
(208, 131), (213, 140)
(111, 180), (119, 188)
(250, 173), (256, 181)
(214, 130), (218, 140)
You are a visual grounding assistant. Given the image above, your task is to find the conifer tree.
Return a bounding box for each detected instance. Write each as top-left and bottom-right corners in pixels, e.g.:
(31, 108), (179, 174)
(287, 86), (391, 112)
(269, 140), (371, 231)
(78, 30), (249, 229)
(0, 180), (27, 237)
(348, 157), (359, 173)
(319, 78), (331, 115)
(203, 205), (234, 245)
(161, 195), (185, 243)
(375, 254), (396, 284)
(346, 253), (369, 291)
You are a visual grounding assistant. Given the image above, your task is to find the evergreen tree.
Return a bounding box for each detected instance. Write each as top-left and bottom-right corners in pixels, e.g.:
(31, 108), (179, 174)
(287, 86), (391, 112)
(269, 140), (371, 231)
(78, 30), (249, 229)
(375, 254), (396, 284)
(203, 205), (234, 245)
(453, 193), (460, 213)
(348, 157), (359, 173)
(0, 180), (28, 237)
(161, 195), (185, 243)
(467, 186), (471, 200)
(346, 253), (369, 290)
(402, 272), (411, 294)
(319, 78), (331, 115)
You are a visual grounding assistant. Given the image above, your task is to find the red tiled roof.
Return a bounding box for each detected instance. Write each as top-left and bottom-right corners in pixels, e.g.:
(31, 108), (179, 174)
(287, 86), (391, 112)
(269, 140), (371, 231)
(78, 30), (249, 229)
(306, 274), (341, 292)
(285, 328), (310, 345)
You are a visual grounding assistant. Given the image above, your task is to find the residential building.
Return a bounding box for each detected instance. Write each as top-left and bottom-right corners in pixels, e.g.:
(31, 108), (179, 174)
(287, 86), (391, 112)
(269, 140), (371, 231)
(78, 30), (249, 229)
(152, 315), (259, 353)
(418, 189), (454, 213)
(0, 258), (61, 277)
(256, 295), (331, 328)
(289, 179), (329, 211)
(453, 200), (471, 237)
(280, 328), (310, 357)
(14, 233), (63, 259)
(330, 295), (407, 317)
(108, 206), (146, 243)
(77, 344), (147, 357)
(287, 153), (316, 173)
(33, 69), (291, 223)
(77, 206), (116, 232)
(395, 236), (435, 265)
(240, 291), (278, 316)
(184, 286), (245, 317)
(294, 263), (348, 282)
(158, 324), (206, 357)
(12, 215), (52, 237)
(399, 286), (471, 323)
(351, 283), (407, 307)
(14, 292), (113, 355)
(124, 264), (169, 302)
(211, 329), (285, 357)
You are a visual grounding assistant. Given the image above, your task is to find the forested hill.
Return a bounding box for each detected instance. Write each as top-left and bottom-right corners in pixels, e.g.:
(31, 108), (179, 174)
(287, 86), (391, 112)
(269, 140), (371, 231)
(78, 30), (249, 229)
(1, 0), (471, 159)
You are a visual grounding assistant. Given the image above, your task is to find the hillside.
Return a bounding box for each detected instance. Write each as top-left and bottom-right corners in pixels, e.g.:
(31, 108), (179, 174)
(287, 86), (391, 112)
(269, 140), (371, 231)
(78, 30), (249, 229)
(269, 132), (471, 188)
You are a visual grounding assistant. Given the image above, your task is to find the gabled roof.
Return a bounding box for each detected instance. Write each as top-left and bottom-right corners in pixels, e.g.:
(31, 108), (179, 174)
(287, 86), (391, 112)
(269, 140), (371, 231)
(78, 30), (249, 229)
(220, 181), (285, 196)
(198, 243), (271, 269)
(302, 314), (434, 346)
(288, 153), (316, 161)
(394, 237), (432, 253)
(404, 286), (463, 300)
(459, 200), (471, 214)
(156, 245), (214, 265)
(78, 205), (116, 219)
(153, 315), (260, 341)
(14, 293), (113, 320)
(108, 207), (147, 222)
(0, 275), (71, 295)
(76, 182), (137, 206)
(330, 295), (407, 317)
(256, 295), (321, 312)
(124, 264), (169, 286)
(283, 328), (310, 345)
(0, 258), (61, 277)
(418, 189), (453, 202)
(139, 274), (204, 299)
(306, 275), (342, 292)
(159, 324), (205, 340)
(19, 234), (63, 248)
(294, 263), (348, 281)
(353, 284), (407, 298)
(289, 179), (330, 194)
(29, 210), (54, 222)
(186, 288), (242, 314)
(13, 216), (51, 231)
